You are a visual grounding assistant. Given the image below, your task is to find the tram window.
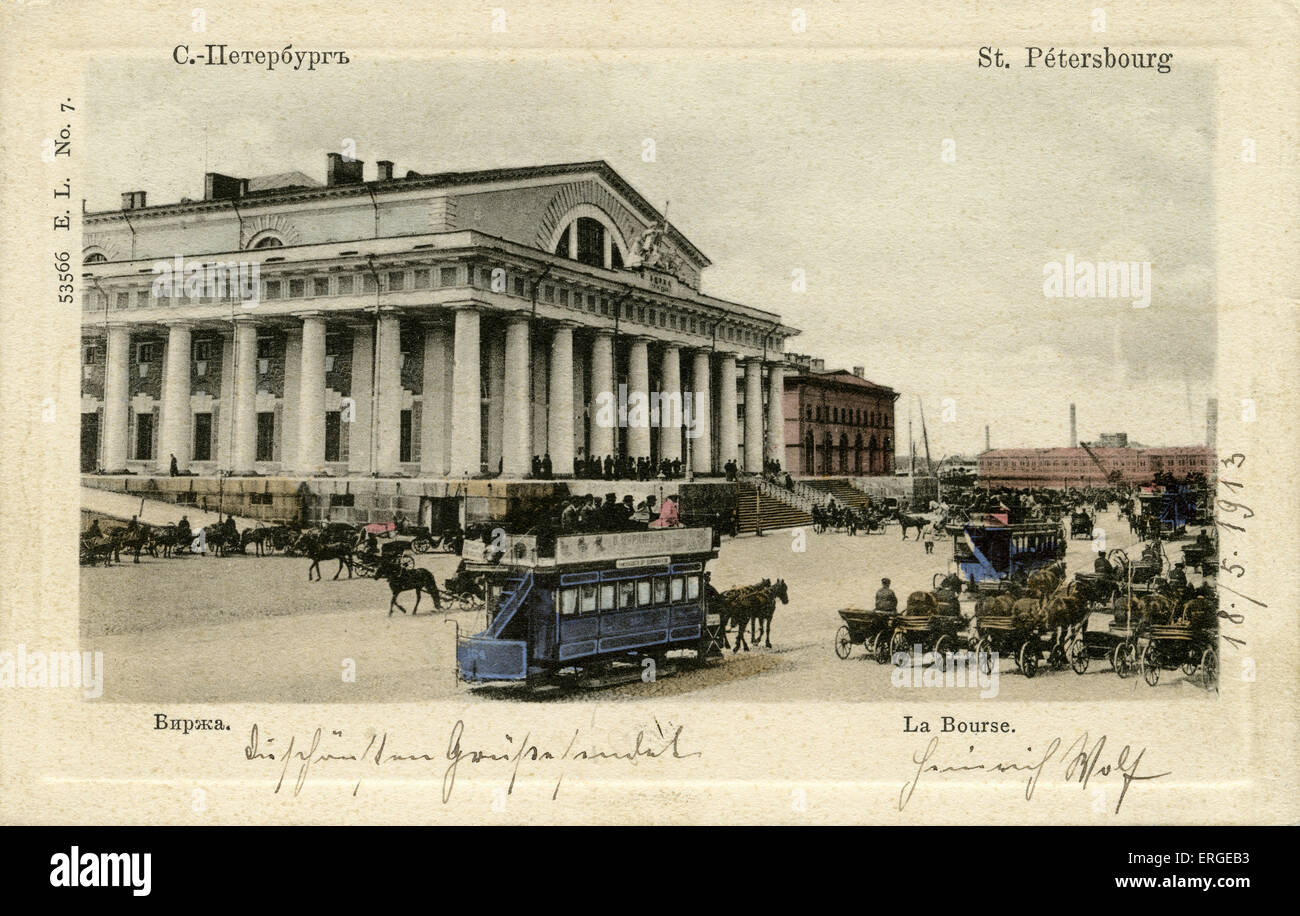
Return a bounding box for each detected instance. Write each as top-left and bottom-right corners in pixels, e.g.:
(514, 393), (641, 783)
(652, 578), (668, 605)
(670, 577), (685, 602)
(617, 581), (636, 609)
(636, 580), (652, 605)
(579, 584), (597, 613)
(599, 584), (615, 611)
(686, 576), (700, 600)
(558, 588), (578, 616)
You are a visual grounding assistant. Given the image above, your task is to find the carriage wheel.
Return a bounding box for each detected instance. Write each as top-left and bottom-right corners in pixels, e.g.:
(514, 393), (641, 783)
(1112, 642), (1135, 679)
(1067, 638), (1089, 675)
(889, 630), (908, 666)
(834, 626), (853, 660)
(932, 635), (950, 671)
(1140, 643), (1160, 687)
(1181, 653), (1199, 677)
(412, 538), (432, 555)
(873, 632), (892, 665)
(400, 554), (415, 569)
(1200, 647), (1218, 690)
(1017, 641), (1038, 678)
(976, 637), (995, 677)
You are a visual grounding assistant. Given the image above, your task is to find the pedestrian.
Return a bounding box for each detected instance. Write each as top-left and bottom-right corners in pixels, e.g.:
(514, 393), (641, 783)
(169, 453), (178, 477)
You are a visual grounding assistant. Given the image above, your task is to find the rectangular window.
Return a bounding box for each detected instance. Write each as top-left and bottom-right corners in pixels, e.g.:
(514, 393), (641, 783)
(115, 292), (129, 310)
(560, 289), (570, 307)
(670, 577), (684, 602)
(636, 579), (652, 606)
(579, 583), (598, 614)
(255, 412), (275, 462)
(249, 492), (273, 506)
(257, 337), (273, 359)
(686, 575), (700, 600)
(399, 409), (413, 463)
(136, 342), (157, 364)
(513, 276), (526, 297)
(265, 280), (282, 299)
(135, 412), (153, 460)
(289, 278), (306, 298)
(599, 584), (615, 611)
(193, 413), (212, 461)
(329, 492), (354, 508)
(337, 275), (355, 295)
(652, 577), (668, 605)
(413, 269), (430, 289)
(324, 411), (341, 462)
(362, 274), (377, 293)
(543, 284), (554, 303)
(193, 340), (213, 361)
(617, 580), (636, 609)
(388, 271), (405, 291)
(313, 277), (330, 296)
(440, 267), (458, 287)
(559, 588), (578, 616)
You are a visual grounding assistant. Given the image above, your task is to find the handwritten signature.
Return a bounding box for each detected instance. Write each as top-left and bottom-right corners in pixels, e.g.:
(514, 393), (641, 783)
(898, 733), (1170, 813)
(244, 719), (700, 801)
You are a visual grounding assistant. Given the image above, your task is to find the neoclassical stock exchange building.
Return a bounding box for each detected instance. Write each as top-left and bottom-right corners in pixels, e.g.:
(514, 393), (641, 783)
(80, 155), (799, 520)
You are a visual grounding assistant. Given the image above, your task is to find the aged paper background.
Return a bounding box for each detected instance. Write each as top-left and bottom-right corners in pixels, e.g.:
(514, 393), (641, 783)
(0, 0), (1296, 824)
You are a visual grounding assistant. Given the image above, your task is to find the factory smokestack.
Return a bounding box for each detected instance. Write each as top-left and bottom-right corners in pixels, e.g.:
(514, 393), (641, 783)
(985, 425), (990, 453)
(1069, 403), (1077, 448)
(1206, 397), (1218, 448)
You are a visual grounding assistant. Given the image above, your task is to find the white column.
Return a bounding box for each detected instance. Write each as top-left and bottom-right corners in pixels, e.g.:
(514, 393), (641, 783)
(766, 363), (785, 467)
(502, 316), (532, 477)
(530, 342), (549, 462)
(572, 338), (586, 462)
(691, 350), (713, 474)
(589, 329), (615, 462)
(231, 318), (259, 474)
(297, 313), (326, 475)
(419, 323), (451, 476)
(547, 324), (575, 476)
(486, 329), (505, 474)
(627, 336), (651, 459)
(744, 358), (764, 472)
(159, 321), (192, 473)
(281, 325), (301, 471)
(374, 311), (403, 475)
(718, 352), (738, 467)
(449, 307), (481, 476)
(347, 322), (374, 475)
(659, 344), (683, 464)
(102, 324), (131, 472)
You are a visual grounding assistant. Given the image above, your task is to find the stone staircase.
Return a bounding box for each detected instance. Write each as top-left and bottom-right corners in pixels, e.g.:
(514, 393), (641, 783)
(804, 478), (873, 509)
(734, 480), (813, 533)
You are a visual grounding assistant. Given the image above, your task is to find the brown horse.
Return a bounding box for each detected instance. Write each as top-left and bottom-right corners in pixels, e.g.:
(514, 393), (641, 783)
(748, 578), (790, 649)
(302, 535), (354, 581)
(894, 511), (929, 540)
(720, 579), (786, 652)
(375, 563), (441, 615)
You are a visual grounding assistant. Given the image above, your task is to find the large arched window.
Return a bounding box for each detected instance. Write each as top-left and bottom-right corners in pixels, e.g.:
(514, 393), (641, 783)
(549, 206), (628, 270)
(251, 235), (284, 249)
(84, 252), (107, 263)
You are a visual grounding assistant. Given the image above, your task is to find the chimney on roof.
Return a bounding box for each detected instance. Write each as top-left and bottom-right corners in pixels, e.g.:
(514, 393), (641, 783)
(204, 173), (248, 201)
(120, 190), (146, 210)
(811, 358), (825, 373)
(1206, 397), (1218, 448)
(1069, 403), (1077, 448)
(326, 152), (364, 187)
(852, 366), (865, 379)
(985, 425), (990, 452)
(375, 160), (394, 181)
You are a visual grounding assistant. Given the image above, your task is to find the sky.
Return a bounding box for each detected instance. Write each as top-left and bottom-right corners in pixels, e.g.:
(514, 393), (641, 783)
(85, 52), (1216, 457)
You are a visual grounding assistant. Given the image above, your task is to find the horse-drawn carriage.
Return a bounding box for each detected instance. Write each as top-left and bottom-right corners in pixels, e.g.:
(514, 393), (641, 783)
(352, 539), (416, 578)
(971, 606), (1045, 677)
(454, 525), (722, 687)
(834, 609), (896, 663)
(886, 591), (965, 669)
(1069, 510), (1094, 540)
(1065, 623), (1140, 678)
(1139, 622), (1217, 687)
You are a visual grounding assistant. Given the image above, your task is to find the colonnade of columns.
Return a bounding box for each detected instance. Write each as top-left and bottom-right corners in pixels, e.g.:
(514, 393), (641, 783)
(90, 308), (786, 479)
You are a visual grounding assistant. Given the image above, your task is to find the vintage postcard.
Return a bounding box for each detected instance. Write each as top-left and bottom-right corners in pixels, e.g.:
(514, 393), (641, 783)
(0, 0), (1296, 834)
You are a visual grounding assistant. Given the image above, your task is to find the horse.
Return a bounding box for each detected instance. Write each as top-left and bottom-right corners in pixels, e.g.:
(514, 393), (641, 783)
(718, 579), (774, 652)
(1043, 583), (1090, 660)
(103, 525), (151, 564)
(894, 510), (929, 540)
(240, 526), (277, 557)
(1025, 561), (1066, 601)
(302, 534), (354, 581)
(374, 562), (441, 615)
(747, 578), (789, 649)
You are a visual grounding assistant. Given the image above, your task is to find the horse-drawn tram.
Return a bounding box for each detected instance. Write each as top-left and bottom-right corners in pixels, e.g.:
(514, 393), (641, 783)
(945, 514), (1066, 591)
(454, 526), (723, 688)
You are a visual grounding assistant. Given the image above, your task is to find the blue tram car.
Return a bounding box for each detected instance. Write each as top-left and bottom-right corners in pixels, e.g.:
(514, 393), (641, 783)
(1137, 486), (1204, 538)
(454, 526), (722, 685)
(945, 516), (1065, 587)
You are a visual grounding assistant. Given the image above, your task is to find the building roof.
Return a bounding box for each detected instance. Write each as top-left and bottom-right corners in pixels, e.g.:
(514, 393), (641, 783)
(787, 369), (897, 394)
(245, 171), (322, 192)
(980, 446), (1208, 458)
(87, 158), (711, 268)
